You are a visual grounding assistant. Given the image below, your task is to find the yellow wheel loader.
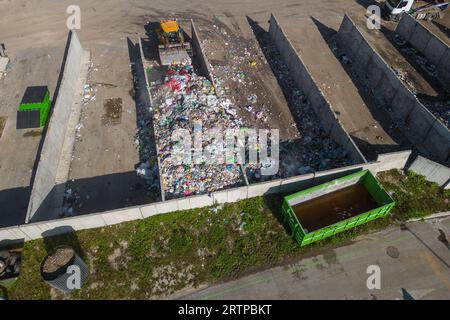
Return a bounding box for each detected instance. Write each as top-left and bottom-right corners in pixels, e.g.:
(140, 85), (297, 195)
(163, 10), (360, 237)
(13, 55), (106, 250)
(157, 20), (191, 66)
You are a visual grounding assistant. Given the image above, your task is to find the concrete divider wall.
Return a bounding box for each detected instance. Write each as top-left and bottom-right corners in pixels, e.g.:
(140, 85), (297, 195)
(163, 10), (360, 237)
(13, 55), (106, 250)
(337, 15), (450, 165)
(138, 37), (166, 201)
(268, 14), (366, 164)
(408, 155), (450, 189)
(190, 20), (218, 91)
(0, 150), (412, 243)
(396, 13), (450, 91)
(26, 31), (86, 223)
(375, 150), (412, 172)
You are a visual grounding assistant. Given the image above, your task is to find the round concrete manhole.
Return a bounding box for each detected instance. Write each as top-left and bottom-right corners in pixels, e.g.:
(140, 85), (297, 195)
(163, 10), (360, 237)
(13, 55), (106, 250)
(386, 246), (400, 259)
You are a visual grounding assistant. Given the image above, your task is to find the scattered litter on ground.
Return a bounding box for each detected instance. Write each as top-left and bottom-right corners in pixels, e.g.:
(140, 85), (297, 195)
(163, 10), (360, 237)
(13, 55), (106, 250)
(132, 59), (162, 199)
(75, 123), (83, 139)
(62, 188), (83, 217)
(0, 56), (10, 79)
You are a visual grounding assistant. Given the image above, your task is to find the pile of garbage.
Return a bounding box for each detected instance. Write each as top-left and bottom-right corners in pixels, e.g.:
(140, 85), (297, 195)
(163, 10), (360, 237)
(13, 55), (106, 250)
(149, 63), (244, 198)
(400, 46), (438, 78)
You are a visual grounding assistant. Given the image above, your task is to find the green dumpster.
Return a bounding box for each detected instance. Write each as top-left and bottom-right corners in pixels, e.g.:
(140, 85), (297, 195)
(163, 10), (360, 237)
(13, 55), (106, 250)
(282, 170), (395, 246)
(16, 86), (51, 129)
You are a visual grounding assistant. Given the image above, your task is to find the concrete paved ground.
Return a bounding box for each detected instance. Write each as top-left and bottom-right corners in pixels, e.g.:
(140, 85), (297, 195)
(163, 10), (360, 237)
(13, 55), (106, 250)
(64, 38), (149, 216)
(178, 216), (450, 300)
(0, 46), (63, 227)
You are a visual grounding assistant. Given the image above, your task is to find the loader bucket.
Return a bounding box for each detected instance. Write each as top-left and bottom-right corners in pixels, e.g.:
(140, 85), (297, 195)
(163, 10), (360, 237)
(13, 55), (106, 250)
(159, 46), (191, 66)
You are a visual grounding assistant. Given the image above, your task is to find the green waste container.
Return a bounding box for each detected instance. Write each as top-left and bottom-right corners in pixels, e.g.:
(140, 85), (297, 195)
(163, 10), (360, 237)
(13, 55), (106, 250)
(16, 86), (51, 129)
(282, 170), (395, 246)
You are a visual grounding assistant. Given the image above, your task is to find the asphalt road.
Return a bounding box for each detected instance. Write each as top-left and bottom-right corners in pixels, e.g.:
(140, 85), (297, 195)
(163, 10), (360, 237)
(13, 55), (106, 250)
(178, 216), (450, 300)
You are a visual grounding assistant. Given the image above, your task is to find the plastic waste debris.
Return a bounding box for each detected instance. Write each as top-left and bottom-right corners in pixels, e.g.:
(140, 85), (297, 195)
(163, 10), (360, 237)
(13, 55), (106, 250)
(148, 62), (246, 199)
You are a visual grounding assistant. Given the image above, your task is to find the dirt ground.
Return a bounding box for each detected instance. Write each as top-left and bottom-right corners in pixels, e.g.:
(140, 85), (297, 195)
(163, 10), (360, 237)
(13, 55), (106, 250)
(1, 0), (445, 220)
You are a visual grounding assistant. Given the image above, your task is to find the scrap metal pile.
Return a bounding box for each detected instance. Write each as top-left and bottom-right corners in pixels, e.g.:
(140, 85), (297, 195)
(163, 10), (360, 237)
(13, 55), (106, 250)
(149, 63), (244, 199)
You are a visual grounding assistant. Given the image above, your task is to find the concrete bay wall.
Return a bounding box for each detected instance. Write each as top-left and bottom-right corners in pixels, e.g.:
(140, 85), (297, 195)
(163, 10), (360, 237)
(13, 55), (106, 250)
(0, 150), (411, 243)
(408, 155), (450, 189)
(395, 13), (450, 92)
(337, 15), (450, 165)
(26, 31), (86, 223)
(190, 19), (218, 91)
(268, 14), (366, 165)
(138, 37), (166, 201)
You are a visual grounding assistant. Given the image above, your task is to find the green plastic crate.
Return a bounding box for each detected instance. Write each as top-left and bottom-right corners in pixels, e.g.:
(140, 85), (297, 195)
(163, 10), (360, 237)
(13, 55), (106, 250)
(282, 170), (395, 246)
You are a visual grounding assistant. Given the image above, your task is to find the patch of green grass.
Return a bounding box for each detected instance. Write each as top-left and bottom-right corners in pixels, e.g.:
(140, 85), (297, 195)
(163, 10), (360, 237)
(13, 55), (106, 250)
(8, 197), (304, 299)
(6, 169), (450, 299)
(378, 169), (450, 221)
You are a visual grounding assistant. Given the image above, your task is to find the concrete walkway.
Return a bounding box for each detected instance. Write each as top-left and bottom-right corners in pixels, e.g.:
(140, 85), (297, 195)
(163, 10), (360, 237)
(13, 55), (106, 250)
(177, 216), (450, 300)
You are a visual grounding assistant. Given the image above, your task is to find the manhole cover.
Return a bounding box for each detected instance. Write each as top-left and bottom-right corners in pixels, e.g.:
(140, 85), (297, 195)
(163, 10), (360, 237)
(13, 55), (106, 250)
(386, 246), (400, 259)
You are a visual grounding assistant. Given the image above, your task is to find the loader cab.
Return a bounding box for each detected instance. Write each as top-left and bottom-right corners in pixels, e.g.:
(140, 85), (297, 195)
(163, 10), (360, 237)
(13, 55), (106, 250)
(384, 0), (414, 20)
(159, 20), (184, 46)
(165, 31), (180, 45)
